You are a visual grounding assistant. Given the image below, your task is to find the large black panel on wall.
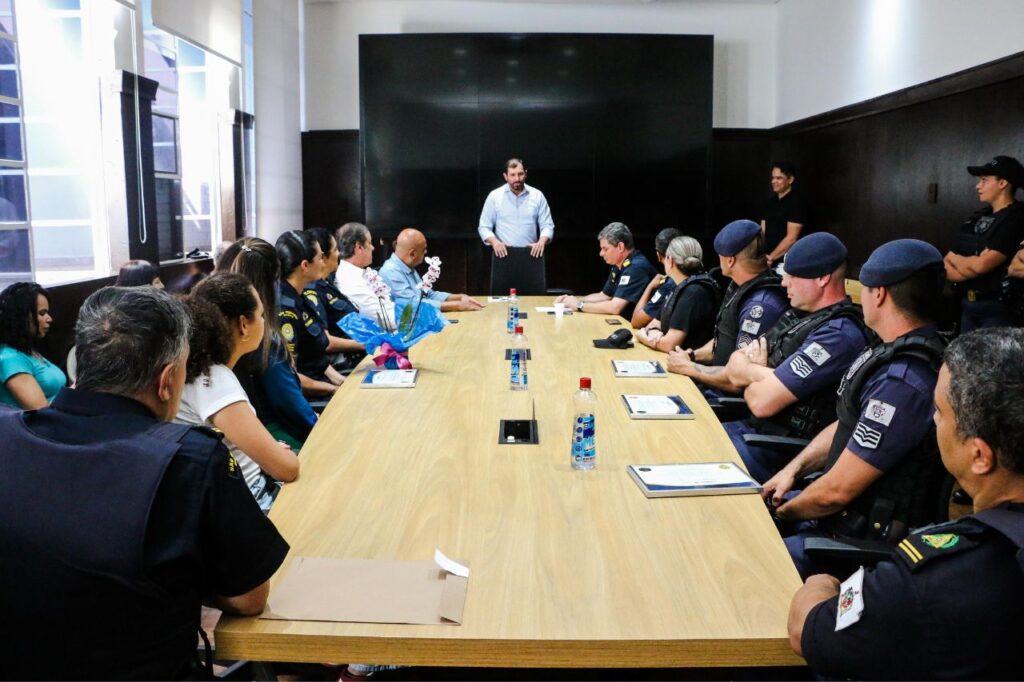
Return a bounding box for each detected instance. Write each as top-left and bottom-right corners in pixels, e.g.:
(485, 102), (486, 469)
(359, 33), (713, 243)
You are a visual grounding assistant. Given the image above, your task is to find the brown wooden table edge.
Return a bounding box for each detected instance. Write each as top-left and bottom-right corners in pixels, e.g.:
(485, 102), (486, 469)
(213, 632), (804, 668)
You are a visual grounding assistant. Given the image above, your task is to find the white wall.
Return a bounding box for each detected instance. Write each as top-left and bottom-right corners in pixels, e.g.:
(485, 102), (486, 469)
(776, 0), (1024, 125)
(303, 0), (780, 130)
(254, 0), (303, 242)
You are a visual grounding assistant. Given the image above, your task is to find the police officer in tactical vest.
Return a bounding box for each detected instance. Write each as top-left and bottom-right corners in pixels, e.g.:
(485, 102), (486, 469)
(944, 155), (1024, 332)
(668, 219), (789, 394)
(760, 239), (947, 579)
(721, 232), (873, 483)
(0, 286), (289, 679)
(789, 327), (1024, 679)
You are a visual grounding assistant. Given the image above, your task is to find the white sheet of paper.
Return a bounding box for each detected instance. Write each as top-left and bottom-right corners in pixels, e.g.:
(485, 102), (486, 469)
(635, 463), (753, 488)
(535, 306), (559, 313)
(434, 548), (470, 578)
(614, 360), (660, 375)
(624, 394), (680, 415)
(372, 370), (416, 385)
(488, 296), (510, 303)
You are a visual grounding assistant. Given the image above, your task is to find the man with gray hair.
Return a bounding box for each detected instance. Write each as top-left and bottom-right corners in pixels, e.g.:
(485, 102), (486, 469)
(335, 221), (395, 322)
(554, 221), (659, 318)
(789, 327), (1024, 679)
(0, 286), (288, 679)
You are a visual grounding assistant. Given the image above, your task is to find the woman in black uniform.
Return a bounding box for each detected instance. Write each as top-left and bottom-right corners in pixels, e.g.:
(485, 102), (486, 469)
(275, 230), (346, 387)
(303, 227), (365, 371)
(636, 235), (720, 353)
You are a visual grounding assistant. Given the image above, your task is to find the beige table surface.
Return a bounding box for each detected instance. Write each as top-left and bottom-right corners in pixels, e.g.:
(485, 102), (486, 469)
(215, 296), (804, 668)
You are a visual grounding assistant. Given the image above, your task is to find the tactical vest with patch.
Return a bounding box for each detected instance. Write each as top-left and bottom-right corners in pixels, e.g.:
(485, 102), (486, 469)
(711, 269), (785, 366)
(753, 300), (871, 439)
(659, 272), (721, 329)
(818, 334), (947, 542)
(0, 413), (205, 679)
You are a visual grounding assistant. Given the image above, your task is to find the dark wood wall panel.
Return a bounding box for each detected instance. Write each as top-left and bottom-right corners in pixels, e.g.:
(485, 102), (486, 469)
(770, 74), (1024, 271)
(302, 130), (363, 230)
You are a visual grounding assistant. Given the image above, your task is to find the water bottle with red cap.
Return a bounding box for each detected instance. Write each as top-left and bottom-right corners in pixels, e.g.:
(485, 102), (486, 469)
(509, 325), (528, 391)
(507, 288), (518, 334)
(571, 377), (596, 470)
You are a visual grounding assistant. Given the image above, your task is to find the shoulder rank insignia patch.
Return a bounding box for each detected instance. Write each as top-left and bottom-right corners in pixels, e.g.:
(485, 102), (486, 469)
(622, 258), (631, 268)
(227, 454), (241, 479)
(921, 533), (960, 549)
(897, 529), (977, 571)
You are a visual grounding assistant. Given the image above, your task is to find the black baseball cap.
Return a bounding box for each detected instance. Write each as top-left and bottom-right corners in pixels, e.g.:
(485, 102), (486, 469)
(967, 155), (1024, 188)
(593, 328), (635, 349)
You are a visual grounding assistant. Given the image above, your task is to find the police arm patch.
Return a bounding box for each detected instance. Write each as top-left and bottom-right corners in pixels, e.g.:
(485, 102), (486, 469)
(803, 342), (832, 366)
(790, 355), (814, 379)
(619, 275), (631, 285)
(741, 319), (761, 334)
(864, 399), (896, 426)
(834, 566), (865, 631)
(749, 304), (764, 319)
(852, 422), (882, 449)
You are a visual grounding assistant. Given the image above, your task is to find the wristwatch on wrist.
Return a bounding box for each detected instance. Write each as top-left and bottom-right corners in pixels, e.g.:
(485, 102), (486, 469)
(576, 300), (585, 312)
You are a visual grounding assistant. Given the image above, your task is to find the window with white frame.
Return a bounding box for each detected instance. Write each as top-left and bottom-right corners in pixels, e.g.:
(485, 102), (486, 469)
(0, 0), (253, 290)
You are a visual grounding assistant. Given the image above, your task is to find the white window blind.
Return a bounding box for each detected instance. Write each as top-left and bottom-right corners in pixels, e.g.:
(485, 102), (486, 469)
(152, 0), (241, 66)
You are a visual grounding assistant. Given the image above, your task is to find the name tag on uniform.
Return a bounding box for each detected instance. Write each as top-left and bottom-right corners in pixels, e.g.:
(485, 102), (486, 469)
(619, 275), (631, 285)
(651, 291), (662, 303)
(741, 319), (761, 334)
(835, 566), (865, 631)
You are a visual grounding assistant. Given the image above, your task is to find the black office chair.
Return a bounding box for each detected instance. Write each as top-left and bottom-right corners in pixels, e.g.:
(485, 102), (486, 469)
(707, 394), (753, 423)
(490, 247), (547, 296)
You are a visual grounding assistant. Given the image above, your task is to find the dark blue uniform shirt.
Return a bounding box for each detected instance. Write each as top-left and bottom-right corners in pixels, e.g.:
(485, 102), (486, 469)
(842, 326), (940, 469)
(278, 279), (330, 380)
(802, 506), (1024, 680)
(601, 250), (659, 318)
(641, 275), (677, 319)
(734, 286), (789, 349)
(774, 317), (870, 400)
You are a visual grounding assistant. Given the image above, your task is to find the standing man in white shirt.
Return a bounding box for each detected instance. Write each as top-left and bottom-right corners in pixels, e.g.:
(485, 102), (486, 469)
(478, 158), (554, 258)
(334, 222), (395, 325)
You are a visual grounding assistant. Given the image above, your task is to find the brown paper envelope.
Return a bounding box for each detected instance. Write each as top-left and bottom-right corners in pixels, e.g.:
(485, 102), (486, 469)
(261, 556), (468, 626)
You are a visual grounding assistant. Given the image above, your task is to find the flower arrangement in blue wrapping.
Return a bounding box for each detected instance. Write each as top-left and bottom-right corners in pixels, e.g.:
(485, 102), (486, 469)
(338, 258), (448, 368)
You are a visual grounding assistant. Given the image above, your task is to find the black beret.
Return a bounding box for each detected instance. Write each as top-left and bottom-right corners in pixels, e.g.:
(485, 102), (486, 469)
(713, 220), (761, 256)
(782, 233), (847, 278)
(859, 239), (943, 287)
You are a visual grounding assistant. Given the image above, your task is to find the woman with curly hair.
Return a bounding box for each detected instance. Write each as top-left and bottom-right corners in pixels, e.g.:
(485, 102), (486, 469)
(0, 282), (65, 409)
(217, 237), (321, 447)
(175, 272), (299, 512)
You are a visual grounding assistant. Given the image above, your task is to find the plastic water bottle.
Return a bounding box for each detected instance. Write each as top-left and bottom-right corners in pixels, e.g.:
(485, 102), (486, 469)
(509, 326), (528, 391)
(571, 377), (597, 470)
(507, 288), (518, 334)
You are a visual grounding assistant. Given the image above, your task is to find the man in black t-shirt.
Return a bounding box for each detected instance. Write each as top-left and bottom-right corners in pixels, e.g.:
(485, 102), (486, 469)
(762, 161), (807, 266)
(944, 155), (1024, 332)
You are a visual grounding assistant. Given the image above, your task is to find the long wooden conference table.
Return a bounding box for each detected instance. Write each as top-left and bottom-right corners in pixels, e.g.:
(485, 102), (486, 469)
(216, 296), (804, 668)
